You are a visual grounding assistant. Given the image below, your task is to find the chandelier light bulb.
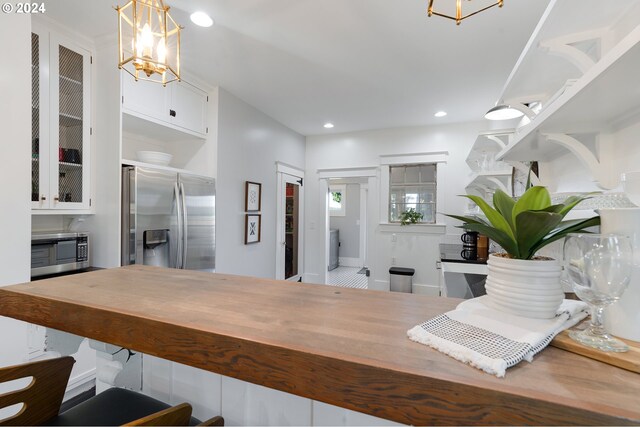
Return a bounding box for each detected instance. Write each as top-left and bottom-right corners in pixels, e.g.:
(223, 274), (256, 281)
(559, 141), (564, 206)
(140, 23), (153, 58)
(157, 38), (166, 63)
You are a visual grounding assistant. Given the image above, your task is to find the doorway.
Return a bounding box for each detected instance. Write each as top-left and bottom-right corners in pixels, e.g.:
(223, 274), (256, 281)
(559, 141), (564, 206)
(276, 164), (304, 281)
(326, 177), (369, 288)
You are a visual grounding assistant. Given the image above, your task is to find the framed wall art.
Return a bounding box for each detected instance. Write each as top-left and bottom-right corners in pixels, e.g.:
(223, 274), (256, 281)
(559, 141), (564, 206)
(245, 181), (262, 212)
(245, 214), (262, 244)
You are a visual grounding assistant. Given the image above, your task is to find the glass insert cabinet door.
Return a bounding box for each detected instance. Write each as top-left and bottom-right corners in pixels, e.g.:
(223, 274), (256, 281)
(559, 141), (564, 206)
(31, 26), (91, 210)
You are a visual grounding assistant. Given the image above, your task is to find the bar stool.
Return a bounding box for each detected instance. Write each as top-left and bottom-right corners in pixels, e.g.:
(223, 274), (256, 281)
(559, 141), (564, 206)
(0, 356), (223, 426)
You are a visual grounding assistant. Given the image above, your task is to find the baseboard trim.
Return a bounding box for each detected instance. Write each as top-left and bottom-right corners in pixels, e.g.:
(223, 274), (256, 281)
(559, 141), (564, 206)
(412, 283), (440, 296)
(303, 272), (321, 284)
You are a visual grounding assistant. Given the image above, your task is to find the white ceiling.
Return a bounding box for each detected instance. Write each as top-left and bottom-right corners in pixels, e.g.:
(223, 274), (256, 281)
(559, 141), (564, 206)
(45, 0), (551, 136)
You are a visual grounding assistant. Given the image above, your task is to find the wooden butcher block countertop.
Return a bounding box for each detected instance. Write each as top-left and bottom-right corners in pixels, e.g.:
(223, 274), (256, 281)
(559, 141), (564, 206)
(0, 265), (638, 425)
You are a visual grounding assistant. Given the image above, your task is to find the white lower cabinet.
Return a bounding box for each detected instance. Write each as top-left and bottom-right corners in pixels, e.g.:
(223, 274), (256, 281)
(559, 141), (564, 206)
(221, 376), (311, 426)
(312, 401), (403, 426)
(141, 354), (404, 426)
(142, 355), (221, 422)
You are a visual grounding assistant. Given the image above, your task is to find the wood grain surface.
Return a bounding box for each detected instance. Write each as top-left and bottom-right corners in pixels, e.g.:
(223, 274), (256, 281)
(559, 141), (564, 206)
(0, 265), (639, 425)
(551, 329), (640, 373)
(0, 356), (75, 425)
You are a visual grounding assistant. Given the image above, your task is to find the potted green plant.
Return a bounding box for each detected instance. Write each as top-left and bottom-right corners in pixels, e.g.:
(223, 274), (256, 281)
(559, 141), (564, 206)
(447, 186), (599, 318)
(400, 208), (423, 225)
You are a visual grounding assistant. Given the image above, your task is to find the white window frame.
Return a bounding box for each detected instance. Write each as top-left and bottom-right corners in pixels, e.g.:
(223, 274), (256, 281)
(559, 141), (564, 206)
(379, 152), (448, 226)
(388, 163), (437, 224)
(329, 184), (346, 217)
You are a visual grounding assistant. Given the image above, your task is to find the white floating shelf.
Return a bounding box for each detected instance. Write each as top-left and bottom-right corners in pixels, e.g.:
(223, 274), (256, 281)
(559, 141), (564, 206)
(121, 159), (214, 179)
(466, 170), (512, 195)
(497, 23), (640, 162)
(498, 0), (640, 106)
(465, 129), (514, 171)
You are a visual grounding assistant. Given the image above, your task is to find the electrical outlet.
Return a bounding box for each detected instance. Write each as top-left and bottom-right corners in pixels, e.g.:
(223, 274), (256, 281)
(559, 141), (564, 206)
(391, 233), (397, 242)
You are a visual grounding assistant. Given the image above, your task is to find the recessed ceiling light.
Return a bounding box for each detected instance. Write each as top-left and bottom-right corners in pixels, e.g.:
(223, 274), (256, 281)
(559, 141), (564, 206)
(434, 111), (447, 118)
(324, 123), (334, 129)
(190, 11), (213, 27)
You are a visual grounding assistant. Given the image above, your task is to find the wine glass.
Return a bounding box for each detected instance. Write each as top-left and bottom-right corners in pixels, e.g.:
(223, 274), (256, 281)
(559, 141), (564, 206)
(563, 233), (633, 352)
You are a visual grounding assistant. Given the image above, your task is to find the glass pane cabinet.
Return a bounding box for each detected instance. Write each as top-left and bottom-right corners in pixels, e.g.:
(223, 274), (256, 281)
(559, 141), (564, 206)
(31, 25), (91, 211)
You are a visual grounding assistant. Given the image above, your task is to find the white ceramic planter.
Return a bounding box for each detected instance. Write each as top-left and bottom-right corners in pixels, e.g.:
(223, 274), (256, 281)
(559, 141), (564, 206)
(486, 254), (564, 319)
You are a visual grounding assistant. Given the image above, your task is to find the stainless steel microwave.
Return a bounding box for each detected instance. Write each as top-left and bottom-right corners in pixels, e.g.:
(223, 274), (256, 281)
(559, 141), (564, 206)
(31, 232), (89, 278)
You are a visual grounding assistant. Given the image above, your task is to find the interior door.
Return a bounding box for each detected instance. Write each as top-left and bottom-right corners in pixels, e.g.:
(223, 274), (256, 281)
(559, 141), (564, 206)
(277, 173), (304, 281)
(179, 174), (215, 272)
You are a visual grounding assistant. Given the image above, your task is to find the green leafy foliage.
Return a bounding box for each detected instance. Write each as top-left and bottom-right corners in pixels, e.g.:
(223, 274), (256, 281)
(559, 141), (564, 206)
(332, 191), (342, 204)
(446, 187), (600, 260)
(400, 208), (424, 225)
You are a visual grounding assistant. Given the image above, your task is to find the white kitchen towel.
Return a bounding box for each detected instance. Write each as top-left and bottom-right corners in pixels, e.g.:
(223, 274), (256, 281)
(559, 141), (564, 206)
(407, 296), (588, 377)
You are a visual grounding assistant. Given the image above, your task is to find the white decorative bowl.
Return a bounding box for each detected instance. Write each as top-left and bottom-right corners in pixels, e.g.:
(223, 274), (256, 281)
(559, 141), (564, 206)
(136, 151), (172, 166)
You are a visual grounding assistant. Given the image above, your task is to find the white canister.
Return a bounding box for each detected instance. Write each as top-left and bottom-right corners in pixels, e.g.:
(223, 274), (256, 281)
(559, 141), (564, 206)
(599, 208), (640, 342)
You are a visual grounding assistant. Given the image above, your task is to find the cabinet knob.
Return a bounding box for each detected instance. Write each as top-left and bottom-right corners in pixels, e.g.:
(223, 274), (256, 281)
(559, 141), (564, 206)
(41, 195), (46, 201)
(169, 109), (176, 117)
(54, 195), (59, 202)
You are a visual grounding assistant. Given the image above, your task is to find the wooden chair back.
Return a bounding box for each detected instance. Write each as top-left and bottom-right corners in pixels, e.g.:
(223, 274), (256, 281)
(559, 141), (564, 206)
(0, 356), (75, 426)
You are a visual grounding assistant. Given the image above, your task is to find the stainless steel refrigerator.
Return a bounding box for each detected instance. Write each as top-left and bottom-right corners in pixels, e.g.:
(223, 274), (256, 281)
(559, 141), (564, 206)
(121, 165), (215, 272)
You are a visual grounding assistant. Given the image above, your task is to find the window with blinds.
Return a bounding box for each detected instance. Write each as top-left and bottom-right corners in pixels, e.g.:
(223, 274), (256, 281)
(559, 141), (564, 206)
(389, 164), (437, 223)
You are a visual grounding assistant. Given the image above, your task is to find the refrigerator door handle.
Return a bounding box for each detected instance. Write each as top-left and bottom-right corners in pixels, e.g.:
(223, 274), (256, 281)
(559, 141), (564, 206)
(180, 182), (188, 269)
(174, 183), (183, 269)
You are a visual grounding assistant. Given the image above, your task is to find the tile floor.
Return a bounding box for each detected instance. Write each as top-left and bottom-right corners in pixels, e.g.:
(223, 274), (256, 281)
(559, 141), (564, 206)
(326, 266), (368, 289)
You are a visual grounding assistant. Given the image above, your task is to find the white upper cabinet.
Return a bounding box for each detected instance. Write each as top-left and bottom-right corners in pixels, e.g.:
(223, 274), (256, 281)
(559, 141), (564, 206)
(121, 73), (169, 121)
(170, 82), (208, 136)
(122, 76), (208, 138)
(32, 24), (92, 212)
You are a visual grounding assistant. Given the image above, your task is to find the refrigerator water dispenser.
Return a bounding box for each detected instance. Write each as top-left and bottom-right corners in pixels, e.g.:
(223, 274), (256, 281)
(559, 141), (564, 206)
(143, 229), (169, 267)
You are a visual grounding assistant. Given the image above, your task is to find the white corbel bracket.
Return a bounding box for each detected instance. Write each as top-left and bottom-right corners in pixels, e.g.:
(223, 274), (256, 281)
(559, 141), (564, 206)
(543, 133), (615, 190)
(486, 177), (509, 194)
(538, 28), (611, 75)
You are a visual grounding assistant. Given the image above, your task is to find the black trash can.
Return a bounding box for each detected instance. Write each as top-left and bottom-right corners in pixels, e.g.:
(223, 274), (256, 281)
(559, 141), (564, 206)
(389, 267), (415, 293)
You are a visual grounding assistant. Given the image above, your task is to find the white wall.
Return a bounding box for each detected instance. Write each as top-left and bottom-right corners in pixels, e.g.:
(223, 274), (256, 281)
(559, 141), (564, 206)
(330, 183), (361, 260)
(0, 13), (31, 367)
(305, 122), (483, 292)
(216, 89), (305, 278)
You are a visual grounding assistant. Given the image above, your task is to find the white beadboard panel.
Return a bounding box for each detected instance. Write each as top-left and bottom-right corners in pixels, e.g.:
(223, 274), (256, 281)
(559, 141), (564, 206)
(171, 363), (222, 421)
(142, 355), (172, 403)
(312, 401), (404, 426)
(221, 376), (312, 426)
